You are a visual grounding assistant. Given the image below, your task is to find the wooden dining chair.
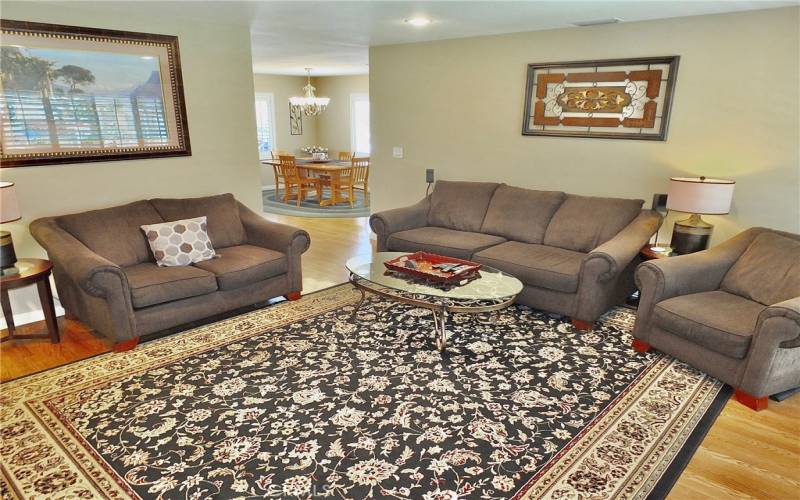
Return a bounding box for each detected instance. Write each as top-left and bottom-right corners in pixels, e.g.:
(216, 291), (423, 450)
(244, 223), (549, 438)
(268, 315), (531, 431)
(351, 157), (370, 204)
(271, 151), (289, 199)
(338, 151), (352, 161)
(277, 155), (321, 207)
(271, 150), (292, 160)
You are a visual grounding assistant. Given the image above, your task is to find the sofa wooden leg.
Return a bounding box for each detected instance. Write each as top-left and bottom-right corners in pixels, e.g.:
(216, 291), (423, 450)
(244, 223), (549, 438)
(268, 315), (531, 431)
(113, 337), (139, 353)
(571, 319), (593, 331)
(631, 339), (651, 353)
(734, 389), (769, 411)
(285, 292), (302, 301)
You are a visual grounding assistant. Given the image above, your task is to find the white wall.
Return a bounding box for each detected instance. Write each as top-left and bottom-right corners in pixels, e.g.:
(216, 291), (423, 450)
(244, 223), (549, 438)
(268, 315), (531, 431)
(369, 7), (800, 244)
(314, 75), (370, 155)
(1, 1), (261, 326)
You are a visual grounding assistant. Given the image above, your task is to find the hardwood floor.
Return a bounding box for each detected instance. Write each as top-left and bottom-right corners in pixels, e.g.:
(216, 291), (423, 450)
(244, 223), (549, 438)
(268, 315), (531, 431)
(1, 212), (797, 498)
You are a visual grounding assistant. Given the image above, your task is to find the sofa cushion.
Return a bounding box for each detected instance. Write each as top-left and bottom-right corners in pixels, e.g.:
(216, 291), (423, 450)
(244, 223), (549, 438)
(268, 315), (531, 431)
(474, 241), (584, 293)
(480, 186), (566, 244)
(721, 232), (800, 306)
(654, 290), (766, 359)
(124, 263), (218, 309)
(58, 200), (163, 267)
(149, 193), (246, 249)
(428, 181), (500, 233)
(543, 195), (644, 253)
(193, 245), (287, 290)
(387, 227), (506, 260)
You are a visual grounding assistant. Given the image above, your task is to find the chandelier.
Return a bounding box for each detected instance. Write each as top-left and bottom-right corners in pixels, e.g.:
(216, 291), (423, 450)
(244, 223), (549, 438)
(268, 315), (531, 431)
(289, 68), (330, 116)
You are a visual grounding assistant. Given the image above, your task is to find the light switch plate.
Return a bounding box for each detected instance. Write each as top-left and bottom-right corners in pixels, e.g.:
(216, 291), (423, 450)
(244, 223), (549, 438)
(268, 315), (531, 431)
(392, 147), (404, 159)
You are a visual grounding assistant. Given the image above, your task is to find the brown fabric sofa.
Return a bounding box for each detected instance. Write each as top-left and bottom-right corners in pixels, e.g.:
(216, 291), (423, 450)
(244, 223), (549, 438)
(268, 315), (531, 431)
(370, 181), (661, 326)
(30, 193), (310, 351)
(632, 227), (800, 410)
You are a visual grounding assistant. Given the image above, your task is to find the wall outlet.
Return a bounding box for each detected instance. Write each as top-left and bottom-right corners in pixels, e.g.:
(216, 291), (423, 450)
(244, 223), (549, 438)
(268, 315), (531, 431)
(392, 146), (404, 159)
(426, 169), (435, 183)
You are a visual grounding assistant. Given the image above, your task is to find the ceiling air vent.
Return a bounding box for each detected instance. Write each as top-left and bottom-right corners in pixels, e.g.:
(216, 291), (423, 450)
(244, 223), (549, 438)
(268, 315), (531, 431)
(571, 18), (623, 27)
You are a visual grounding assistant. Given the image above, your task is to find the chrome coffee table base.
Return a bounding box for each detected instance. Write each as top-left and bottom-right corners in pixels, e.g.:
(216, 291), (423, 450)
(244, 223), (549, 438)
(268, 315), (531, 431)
(349, 273), (517, 352)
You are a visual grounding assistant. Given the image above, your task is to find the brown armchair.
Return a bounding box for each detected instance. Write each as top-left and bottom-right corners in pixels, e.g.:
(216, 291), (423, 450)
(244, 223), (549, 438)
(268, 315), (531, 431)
(632, 227), (800, 410)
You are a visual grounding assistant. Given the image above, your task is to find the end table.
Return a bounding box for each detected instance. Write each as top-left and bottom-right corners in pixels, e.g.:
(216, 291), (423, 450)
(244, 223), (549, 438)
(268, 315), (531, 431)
(0, 258), (60, 343)
(640, 245), (676, 260)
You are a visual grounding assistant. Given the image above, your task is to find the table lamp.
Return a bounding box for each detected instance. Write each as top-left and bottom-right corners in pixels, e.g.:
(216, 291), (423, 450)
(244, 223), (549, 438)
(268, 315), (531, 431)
(0, 181), (21, 269)
(667, 176), (735, 254)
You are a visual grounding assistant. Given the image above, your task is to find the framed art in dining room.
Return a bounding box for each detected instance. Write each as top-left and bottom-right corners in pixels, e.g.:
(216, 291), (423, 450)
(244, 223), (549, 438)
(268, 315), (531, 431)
(0, 19), (191, 168)
(289, 102), (303, 135)
(521, 56), (679, 141)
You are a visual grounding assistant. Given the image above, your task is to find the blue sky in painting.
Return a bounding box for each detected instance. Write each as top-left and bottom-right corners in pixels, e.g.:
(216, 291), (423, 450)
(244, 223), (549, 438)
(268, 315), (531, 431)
(23, 47), (161, 94)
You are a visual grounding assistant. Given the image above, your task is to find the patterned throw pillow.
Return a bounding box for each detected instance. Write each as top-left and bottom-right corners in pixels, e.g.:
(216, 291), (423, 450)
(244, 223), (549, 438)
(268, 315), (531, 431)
(141, 216), (217, 267)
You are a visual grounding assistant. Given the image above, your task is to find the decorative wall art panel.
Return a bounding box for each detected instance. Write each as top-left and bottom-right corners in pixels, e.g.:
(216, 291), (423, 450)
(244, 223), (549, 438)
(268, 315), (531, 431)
(289, 102), (303, 135)
(522, 56), (679, 141)
(0, 20), (191, 167)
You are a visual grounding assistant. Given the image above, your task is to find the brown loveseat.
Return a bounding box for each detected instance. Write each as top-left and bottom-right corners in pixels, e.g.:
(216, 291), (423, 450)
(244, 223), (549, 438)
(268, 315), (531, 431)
(370, 181), (661, 327)
(632, 228), (800, 410)
(30, 193), (309, 351)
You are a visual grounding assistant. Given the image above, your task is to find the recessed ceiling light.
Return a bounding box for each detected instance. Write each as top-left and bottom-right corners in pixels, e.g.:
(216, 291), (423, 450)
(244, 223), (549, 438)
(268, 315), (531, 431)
(405, 17), (432, 27)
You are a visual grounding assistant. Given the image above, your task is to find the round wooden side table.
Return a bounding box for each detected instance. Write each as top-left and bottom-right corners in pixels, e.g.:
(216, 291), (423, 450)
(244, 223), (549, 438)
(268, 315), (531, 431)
(640, 245), (676, 260)
(0, 258), (60, 343)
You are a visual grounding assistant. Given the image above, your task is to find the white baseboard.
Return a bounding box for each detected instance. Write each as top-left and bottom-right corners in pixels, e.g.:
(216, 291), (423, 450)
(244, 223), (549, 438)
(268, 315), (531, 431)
(0, 300), (65, 330)
(262, 184), (276, 191)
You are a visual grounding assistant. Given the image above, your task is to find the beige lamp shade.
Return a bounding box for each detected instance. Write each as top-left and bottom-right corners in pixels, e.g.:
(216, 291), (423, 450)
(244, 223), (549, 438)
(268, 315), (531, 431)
(0, 182), (21, 223)
(666, 177), (735, 215)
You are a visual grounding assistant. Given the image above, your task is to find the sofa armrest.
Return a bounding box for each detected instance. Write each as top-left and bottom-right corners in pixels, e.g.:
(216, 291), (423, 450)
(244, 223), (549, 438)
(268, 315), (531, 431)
(583, 210), (661, 281)
(738, 296), (800, 396)
(369, 197), (430, 251)
(237, 203), (310, 255)
(29, 218), (128, 298)
(237, 203), (309, 293)
(757, 297), (800, 348)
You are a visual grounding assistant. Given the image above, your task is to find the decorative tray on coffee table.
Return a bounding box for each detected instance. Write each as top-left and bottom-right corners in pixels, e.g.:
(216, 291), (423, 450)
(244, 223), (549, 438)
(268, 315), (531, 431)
(383, 252), (482, 283)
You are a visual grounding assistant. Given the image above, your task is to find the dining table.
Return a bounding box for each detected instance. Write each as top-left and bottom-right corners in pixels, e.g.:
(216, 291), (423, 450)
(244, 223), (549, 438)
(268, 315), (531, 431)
(261, 157), (354, 206)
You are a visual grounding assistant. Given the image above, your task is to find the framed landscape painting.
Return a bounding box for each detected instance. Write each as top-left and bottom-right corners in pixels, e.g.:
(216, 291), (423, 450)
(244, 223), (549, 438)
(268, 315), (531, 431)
(522, 56), (679, 141)
(0, 20), (191, 168)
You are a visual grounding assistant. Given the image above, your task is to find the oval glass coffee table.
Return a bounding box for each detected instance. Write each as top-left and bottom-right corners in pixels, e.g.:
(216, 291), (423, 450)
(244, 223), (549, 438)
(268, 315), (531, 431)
(346, 252), (523, 351)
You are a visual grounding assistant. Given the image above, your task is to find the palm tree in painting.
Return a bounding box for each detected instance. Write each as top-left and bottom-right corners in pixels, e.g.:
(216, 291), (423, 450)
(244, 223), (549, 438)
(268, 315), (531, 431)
(0, 47), (57, 96)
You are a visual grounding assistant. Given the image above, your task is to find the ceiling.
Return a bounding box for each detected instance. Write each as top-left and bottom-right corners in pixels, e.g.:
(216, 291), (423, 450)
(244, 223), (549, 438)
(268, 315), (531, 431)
(247, 0), (795, 76)
(39, 1), (797, 76)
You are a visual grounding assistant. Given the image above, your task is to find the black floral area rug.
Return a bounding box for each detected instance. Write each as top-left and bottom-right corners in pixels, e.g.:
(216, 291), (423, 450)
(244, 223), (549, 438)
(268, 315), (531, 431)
(0, 285), (729, 499)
